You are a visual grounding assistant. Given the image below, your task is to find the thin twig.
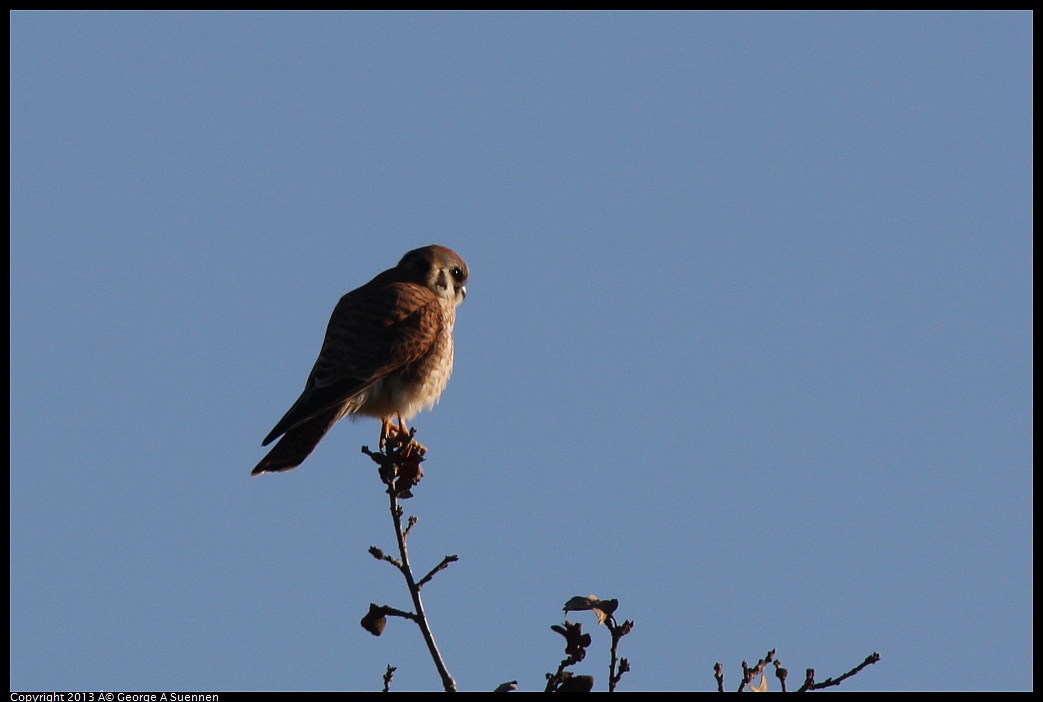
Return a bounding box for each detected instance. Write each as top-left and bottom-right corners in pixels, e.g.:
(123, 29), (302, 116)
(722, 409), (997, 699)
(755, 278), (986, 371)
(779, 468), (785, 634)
(606, 615), (634, 692)
(738, 650), (775, 692)
(416, 554), (459, 590)
(363, 433), (457, 692)
(798, 652), (881, 691)
(714, 661), (725, 692)
(717, 650), (879, 692)
(403, 514), (418, 539)
(387, 489), (457, 692)
(367, 545), (402, 569)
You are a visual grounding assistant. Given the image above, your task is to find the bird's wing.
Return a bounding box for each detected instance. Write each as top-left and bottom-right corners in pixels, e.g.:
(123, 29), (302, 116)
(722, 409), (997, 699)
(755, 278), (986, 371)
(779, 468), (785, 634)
(261, 278), (444, 446)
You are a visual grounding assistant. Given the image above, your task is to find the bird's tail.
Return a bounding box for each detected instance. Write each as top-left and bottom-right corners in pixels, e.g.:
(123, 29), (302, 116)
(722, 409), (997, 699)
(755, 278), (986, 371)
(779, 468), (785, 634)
(251, 407), (341, 476)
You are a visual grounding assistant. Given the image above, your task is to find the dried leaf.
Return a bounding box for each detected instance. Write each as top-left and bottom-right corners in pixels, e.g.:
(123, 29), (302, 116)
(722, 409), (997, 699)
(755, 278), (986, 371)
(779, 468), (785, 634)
(562, 594), (618, 624)
(551, 620), (592, 660)
(360, 603), (387, 636)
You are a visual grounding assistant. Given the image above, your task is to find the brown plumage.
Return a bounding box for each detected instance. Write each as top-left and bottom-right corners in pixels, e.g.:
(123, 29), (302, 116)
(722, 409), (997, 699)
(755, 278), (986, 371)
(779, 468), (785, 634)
(253, 245), (468, 475)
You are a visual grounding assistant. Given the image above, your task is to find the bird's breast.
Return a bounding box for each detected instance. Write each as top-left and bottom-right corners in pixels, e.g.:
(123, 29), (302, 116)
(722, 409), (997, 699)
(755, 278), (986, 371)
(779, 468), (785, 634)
(356, 316), (455, 421)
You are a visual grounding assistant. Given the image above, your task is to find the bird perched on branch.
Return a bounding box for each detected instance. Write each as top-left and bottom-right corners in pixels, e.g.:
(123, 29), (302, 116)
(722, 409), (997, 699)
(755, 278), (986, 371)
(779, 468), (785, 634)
(253, 245), (468, 476)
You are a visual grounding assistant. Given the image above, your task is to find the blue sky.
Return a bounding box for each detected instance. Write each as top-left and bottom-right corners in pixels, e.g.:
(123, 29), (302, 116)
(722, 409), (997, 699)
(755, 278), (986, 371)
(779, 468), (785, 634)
(10, 11), (1032, 692)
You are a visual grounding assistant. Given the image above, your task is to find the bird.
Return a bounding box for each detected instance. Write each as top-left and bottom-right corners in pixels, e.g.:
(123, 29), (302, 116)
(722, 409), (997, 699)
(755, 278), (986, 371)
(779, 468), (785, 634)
(252, 245), (468, 476)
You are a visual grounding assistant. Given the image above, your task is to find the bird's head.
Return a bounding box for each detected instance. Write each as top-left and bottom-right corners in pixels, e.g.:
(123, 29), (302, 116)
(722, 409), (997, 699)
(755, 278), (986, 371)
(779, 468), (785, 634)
(399, 245), (468, 306)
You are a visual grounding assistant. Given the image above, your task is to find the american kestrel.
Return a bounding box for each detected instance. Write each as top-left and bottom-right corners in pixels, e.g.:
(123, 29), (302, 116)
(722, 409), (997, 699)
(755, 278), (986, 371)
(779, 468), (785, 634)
(252, 245), (468, 476)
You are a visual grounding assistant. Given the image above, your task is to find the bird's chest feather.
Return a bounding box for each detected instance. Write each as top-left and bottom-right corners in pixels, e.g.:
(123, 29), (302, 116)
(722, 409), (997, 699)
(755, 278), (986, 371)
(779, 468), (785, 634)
(362, 314), (455, 420)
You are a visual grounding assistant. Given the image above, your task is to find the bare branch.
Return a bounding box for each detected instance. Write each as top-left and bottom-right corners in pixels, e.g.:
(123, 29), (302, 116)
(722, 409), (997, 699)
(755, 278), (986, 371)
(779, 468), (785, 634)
(738, 650), (775, 692)
(416, 554), (459, 590)
(403, 514), (418, 539)
(368, 545), (403, 569)
(362, 430), (457, 692)
(607, 615), (634, 692)
(798, 652), (881, 692)
(716, 649), (879, 692)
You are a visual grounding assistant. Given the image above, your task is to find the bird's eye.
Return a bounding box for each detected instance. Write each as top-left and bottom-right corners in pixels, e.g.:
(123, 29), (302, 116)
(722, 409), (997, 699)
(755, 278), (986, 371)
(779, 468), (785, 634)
(450, 267), (465, 282)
